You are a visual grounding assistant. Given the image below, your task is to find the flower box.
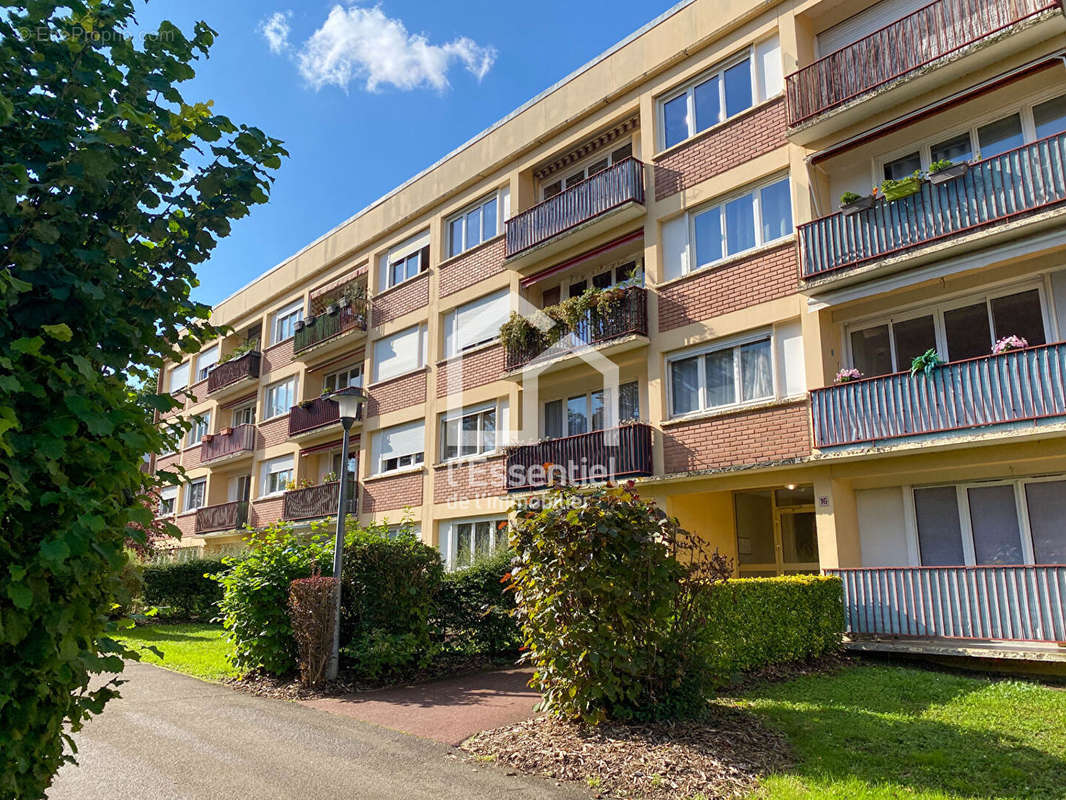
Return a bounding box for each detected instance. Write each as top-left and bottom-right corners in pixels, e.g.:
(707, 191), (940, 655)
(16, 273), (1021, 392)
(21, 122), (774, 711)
(928, 162), (969, 185)
(840, 195), (874, 216)
(326, 303), (338, 316)
(294, 320), (306, 332)
(882, 176), (922, 202)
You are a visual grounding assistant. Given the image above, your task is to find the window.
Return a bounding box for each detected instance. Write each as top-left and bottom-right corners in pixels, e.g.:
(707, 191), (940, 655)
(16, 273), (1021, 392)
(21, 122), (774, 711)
(264, 377), (297, 420)
(329, 449), (357, 480)
(846, 287), (1047, 377)
(158, 486), (178, 516)
(669, 336), (772, 417)
(184, 478), (206, 512)
(663, 176), (792, 280)
(187, 412), (211, 447)
(443, 289), (510, 357)
(447, 189), (509, 257)
(659, 36), (782, 150)
(541, 144), (632, 200)
(232, 402), (256, 427)
(372, 420), (425, 475)
(1034, 94), (1066, 139)
(195, 345), (218, 382)
(440, 402), (500, 461)
(168, 362), (189, 393)
(373, 324), (426, 383)
(229, 475), (252, 503)
(323, 364), (363, 393)
(270, 300), (303, 346)
(439, 518), (507, 570)
(543, 382), (639, 438)
(260, 455), (294, 496)
(380, 230), (430, 291)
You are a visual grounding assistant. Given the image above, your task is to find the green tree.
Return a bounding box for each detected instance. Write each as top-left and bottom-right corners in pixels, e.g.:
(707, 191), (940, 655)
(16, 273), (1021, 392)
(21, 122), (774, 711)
(0, 3), (286, 796)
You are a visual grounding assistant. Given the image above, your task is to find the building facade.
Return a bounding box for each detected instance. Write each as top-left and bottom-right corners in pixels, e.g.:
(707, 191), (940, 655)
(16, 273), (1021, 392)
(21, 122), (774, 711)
(154, 0), (1066, 656)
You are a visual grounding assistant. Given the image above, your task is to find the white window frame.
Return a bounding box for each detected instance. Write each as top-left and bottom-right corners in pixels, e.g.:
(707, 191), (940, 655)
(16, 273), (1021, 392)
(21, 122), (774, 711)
(323, 364), (364, 393)
(232, 402), (256, 427)
(381, 230), (430, 291)
(540, 256), (644, 304)
(260, 455), (294, 497)
(439, 516), (507, 571)
(373, 420), (426, 475)
(666, 330), (777, 420)
(542, 381), (640, 438)
(168, 361), (190, 394)
(439, 401), (501, 462)
(263, 376), (297, 421)
(270, 299), (304, 346)
(539, 141), (635, 200)
(689, 175), (793, 274)
(158, 485), (178, 517)
(446, 189), (509, 257)
(183, 478), (206, 512)
(443, 288), (511, 358)
(372, 324), (427, 383)
(195, 345), (219, 382)
(187, 411), (211, 447)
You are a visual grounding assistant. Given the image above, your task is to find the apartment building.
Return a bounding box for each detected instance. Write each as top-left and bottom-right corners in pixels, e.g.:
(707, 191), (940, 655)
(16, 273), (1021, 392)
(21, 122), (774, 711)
(155, 0), (1066, 658)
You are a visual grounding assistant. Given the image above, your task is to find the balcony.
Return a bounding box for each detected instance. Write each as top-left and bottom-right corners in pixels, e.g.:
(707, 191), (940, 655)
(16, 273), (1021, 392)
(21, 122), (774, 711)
(283, 480), (357, 521)
(288, 395), (355, 437)
(811, 341), (1066, 449)
(194, 500), (249, 534)
(207, 350), (261, 395)
(505, 423), (653, 491)
(799, 131), (1066, 286)
(505, 158), (645, 259)
(294, 305), (367, 355)
(505, 286), (648, 371)
(786, 0), (1065, 140)
(200, 423), (256, 463)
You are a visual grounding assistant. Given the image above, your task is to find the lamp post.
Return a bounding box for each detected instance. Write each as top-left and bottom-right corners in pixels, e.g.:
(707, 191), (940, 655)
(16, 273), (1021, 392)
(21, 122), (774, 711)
(325, 385), (366, 681)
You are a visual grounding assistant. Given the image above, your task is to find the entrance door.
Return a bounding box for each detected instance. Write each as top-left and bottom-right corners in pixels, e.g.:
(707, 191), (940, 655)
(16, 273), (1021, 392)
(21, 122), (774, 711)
(735, 486), (818, 576)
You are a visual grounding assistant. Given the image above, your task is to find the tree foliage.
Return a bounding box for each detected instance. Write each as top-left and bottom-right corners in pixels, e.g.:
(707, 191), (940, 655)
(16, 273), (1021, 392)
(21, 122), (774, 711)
(0, 3), (285, 795)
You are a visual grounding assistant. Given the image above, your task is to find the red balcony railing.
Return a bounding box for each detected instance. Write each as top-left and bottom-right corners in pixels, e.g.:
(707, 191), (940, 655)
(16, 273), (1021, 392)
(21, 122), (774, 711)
(200, 423), (256, 462)
(811, 341), (1066, 448)
(294, 305), (367, 353)
(505, 158), (644, 257)
(288, 395), (356, 436)
(195, 500), (249, 533)
(506, 422), (653, 491)
(207, 350), (261, 394)
(282, 480), (357, 521)
(786, 0), (1062, 127)
(799, 130), (1066, 280)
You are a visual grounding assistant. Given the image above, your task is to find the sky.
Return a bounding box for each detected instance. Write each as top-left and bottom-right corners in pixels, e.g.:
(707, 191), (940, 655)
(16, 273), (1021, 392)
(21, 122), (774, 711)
(131, 0), (679, 307)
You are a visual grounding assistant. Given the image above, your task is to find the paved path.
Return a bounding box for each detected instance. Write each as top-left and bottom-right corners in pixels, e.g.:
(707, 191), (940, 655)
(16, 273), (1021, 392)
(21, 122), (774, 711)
(47, 663), (579, 800)
(302, 668), (540, 745)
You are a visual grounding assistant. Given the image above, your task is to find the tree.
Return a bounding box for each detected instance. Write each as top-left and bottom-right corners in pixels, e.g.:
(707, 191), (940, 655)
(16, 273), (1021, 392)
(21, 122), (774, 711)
(0, 3), (286, 795)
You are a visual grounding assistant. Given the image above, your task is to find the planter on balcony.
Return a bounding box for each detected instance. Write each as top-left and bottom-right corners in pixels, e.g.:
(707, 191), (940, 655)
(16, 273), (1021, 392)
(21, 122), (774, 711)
(294, 304), (367, 353)
(839, 195), (874, 216)
(881, 176), (922, 202)
(506, 423), (653, 491)
(287, 394), (360, 436)
(200, 423), (256, 462)
(283, 480), (357, 521)
(207, 350), (261, 394)
(928, 162), (969, 185)
(195, 500), (249, 534)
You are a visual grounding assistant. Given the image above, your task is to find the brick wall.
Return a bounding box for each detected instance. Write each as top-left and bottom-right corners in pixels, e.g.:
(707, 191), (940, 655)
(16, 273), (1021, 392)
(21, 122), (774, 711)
(439, 237), (506, 297)
(172, 513), (198, 538)
(662, 400), (810, 474)
(433, 456), (507, 504)
(155, 453), (180, 473)
(373, 273), (429, 326)
(183, 443), (204, 470)
(258, 415), (290, 448)
(250, 497), (284, 528)
(261, 338), (294, 374)
(361, 470), (424, 513)
(187, 378), (209, 405)
(367, 370), (427, 417)
(653, 97), (787, 201)
(436, 344), (505, 397)
(658, 243), (797, 333)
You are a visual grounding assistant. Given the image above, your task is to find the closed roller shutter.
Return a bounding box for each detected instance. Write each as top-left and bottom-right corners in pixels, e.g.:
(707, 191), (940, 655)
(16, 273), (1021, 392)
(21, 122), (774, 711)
(817, 0), (930, 56)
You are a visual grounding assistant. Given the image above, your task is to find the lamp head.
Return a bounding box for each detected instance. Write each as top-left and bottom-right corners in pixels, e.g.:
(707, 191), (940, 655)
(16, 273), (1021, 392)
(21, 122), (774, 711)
(329, 386), (367, 422)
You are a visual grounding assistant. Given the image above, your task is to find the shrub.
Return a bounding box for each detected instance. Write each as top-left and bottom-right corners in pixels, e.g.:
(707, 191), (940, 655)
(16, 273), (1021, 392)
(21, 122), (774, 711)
(113, 554), (146, 618)
(142, 558), (228, 619)
(215, 523), (333, 675)
(510, 484), (732, 724)
(436, 547), (520, 657)
(288, 576), (338, 688)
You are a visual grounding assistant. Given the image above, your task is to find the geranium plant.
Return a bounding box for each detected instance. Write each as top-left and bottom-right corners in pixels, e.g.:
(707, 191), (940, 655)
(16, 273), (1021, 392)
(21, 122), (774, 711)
(834, 367), (863, 384)
(992, 335), (1028, 355)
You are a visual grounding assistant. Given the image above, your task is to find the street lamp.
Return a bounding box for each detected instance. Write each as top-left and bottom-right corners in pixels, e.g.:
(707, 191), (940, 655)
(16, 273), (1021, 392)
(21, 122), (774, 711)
(325, 385), (367, 681)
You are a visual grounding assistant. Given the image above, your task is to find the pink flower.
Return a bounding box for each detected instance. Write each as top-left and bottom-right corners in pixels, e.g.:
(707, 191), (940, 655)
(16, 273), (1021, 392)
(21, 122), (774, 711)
(992, 335), (1028, 355)
(834, 367), (863, 384)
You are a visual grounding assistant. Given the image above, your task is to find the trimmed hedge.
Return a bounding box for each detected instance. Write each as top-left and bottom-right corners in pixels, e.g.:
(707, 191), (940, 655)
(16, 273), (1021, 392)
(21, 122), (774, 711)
(435, 548), (519, 657)
(701, 575), (844, 683)
(141, 558), (229, 619)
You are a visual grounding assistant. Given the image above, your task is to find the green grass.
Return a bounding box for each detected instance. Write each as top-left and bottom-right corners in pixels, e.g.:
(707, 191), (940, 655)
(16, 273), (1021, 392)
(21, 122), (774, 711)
(114, 623), (237, 682)
(734, 664), (1066, 800)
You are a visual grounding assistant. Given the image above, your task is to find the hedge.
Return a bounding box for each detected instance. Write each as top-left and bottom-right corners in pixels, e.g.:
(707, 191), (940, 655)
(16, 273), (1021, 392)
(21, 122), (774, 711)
(141, 558), (230, 619)
(435, 548), (519, 657)
(701, 575), (844, 683)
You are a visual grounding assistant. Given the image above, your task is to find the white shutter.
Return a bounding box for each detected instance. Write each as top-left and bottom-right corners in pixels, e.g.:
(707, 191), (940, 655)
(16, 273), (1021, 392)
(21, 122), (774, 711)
(374, 325), (423, 382)
(160, 486), (178, 502)
(196, 345), (219, 379)
(817, 0), (929, 57)
(755, 35), (782, 101)
(499, 186), (511, 221)
(662, 215), (689, 281)
(453, 289), (509, 354)
(373, 420), (425, 472)
(774, 319), (805, 398)
(168, 362), (190, 392)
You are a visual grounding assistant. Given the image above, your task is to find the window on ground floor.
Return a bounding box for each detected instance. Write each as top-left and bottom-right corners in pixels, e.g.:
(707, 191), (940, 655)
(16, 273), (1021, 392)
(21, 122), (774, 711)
(734, 485), (817, 577)
(439, 517), (507, 571)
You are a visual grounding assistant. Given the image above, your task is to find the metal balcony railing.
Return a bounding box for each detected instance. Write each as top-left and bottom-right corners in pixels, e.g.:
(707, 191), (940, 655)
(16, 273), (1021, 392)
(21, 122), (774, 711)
(294, 305), (367, 353)
(207, 350), (261, 394)
(282, 480), (357, 521)
(194, 500), (249, 534)
(200, 423), (256, 462)
(506, 422), (653, 491)
(288, 395), (359, 436)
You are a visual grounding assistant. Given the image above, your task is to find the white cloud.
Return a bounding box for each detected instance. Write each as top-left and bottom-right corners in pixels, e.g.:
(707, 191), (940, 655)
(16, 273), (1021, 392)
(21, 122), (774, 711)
(261, 4), (496, 93)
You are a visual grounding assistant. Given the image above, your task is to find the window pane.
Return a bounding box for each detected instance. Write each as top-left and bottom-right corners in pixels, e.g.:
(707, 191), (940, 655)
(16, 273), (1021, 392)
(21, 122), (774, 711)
(851, 325), (893, 377)
(405, 253), (420, 280)
(759, 179), (792, 242)
(482, 197), (498, 239)
(693, 75), (720, 133)
(735, 490), (774, 565)
(611, 143), (633, 162)
(943, 302), (992, 361)
(592, 270), (613, 290)
(544, 400), (563, 439)
(705, 349), (736, 407)
(390, 260), (404, 286)
(931, 132), (973, 164)
(1025, 480), (1066, 563)
(590, 390), (605, 431)
(1034, 94), (1066, 139)
(990, 289), (1045, 347)
(474, 521), (492, 557)
(723, 59), (752, 118)
(978, 114), (1024, 158)
(460, 414), (479, 456)
(482, 410), (496, 452)
(619, 381), (640, 421)
(567, 395), (588, 435)
(914, 486), (965, 566)
(693, 206), (722, 266)
(663, 94), (689, 148)
(587, 158), (609, 176)
(456, 524), (472, 568)
(449, 217), (464, 258)
(543, 181), (561, 199)
(967, 485), (1023, 565)
(465, 207), (482, 250)
(883, 152), (921, 181)
(725, 194), (756, 256)
(892, 315), (937, 371)
(740, 339), (773, 401)
(671, 356), (701, 415)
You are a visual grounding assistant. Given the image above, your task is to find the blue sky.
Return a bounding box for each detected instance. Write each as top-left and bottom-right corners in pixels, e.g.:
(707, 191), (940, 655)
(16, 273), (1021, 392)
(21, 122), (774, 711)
(132, 1), (677, 306)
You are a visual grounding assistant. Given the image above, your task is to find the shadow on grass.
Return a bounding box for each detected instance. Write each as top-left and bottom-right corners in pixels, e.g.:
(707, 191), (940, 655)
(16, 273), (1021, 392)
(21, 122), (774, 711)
(120, 624), (224, 644)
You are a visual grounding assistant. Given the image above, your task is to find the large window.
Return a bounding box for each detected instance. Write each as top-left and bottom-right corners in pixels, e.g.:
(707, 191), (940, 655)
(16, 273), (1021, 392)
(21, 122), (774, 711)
(440, 402), (500, 461)
(187, 412), (211, 447)
(158, 485), (178, 516)
(543, 382), (639, 439)
(184, 478), (206, 512)
(439, 517), (507, 571)
(541, 143), (633, 200)
(443, 289), (510, 357)
(264, 377), (297, 420)
(168, 361), (189, 393)
(669, 335), (772, 417)
(323, 364), (363, 393)
(373, 324), (426, 383)
(270, 300), (303, 346)
(195, 345), (218, 382)
(447, 189), (509, 257)
(659, 36), (782, 150)
(232, 402), (256, 427)
(372, 420), (425, 474)
(260, 455), (294, 496)
(380, 230), (429, 291)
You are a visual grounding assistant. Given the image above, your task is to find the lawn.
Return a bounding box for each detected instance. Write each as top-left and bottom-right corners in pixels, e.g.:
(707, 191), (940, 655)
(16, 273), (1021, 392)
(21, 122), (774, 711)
(736, 663), (1066, 800)
(114, 623), (237, 682)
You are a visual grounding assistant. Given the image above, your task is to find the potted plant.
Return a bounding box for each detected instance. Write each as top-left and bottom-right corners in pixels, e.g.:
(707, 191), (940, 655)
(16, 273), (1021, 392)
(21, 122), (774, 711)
(928, 158), (969, 185)
(992, 334), (1028, 355)
(834, 367), (863, 384)
(839, 191), (873, 215)
(220, 426), (233, 436)
(910, 348), (942, 377)
(322, 471), (338, 483)
(881, 170), (923, 202)
(305, 315), (316, 327)
(202, 433), (214, 443)
(294, 319), (306, 332)
(326, 302), (339, 316)
(300, 399), (314, 409)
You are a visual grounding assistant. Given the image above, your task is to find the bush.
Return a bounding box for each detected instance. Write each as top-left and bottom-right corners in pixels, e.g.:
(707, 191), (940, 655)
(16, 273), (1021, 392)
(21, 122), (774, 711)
(510, 484), (732, 723)
(289, 576), (338, 688)
(142, 558), (228, 619)
(113, 554), (146, 617)
(701, 575), (844, 683)
(435, 547), (520, 657)
(215, 524), (333, 676)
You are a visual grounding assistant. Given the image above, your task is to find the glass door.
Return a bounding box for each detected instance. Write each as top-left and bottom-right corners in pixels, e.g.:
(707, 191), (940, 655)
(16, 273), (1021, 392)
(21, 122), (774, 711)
(735, 486), (818, 576)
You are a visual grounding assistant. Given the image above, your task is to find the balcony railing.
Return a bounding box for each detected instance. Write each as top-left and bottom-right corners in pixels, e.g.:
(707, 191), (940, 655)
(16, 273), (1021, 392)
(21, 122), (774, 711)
(505, 158), (645, 257)
(283, 480), (357, 521)
(294, 305), (367, 353)
(195, 500), (249, 534)
(288, 395), (341, 437)
(786, 0), (1062, 127)
(812, 341), (1066, 448)
(506, 422), (653, 491)
(505, 286), (648, 371)
(200, 423), (256, 462)
(828, 565), (1066, 643)
(799, 130), (1066, 280)
(207, 350), (261, 394)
